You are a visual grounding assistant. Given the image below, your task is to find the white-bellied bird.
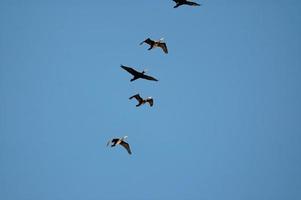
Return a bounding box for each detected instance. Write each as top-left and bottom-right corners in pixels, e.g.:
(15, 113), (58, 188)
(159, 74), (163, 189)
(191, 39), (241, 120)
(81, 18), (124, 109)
(107, 136), (132, 155)
(129, 94), (154, 107)
(140, 38), (168, 54)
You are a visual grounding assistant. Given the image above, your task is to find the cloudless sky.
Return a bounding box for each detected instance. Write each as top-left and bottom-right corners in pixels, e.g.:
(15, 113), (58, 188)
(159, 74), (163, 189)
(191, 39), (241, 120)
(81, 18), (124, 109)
(1, 1), (301, 199)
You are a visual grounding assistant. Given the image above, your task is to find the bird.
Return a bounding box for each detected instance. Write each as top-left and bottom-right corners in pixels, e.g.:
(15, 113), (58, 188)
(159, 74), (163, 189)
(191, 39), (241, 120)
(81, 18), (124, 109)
(107, 136), (132, 155)
(121, 65), (158, 82)
(172, 0), (201, 8)
(129, 94), (154, 107)
(140, 38), (168, 54)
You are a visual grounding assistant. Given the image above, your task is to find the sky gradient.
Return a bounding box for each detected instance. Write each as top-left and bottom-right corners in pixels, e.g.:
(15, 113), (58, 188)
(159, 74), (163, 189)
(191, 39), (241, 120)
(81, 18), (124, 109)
(1, 1), (301, 200)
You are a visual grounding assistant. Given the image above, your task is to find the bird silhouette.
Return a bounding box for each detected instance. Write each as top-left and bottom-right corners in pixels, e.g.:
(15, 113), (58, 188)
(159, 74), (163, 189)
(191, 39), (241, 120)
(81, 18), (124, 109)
(140, 38), (168, 54)
(129, 94), (154, 107)
(107, 136), (132, 155)
(121, 65), (158, 82)
(172, 0), (201, 8)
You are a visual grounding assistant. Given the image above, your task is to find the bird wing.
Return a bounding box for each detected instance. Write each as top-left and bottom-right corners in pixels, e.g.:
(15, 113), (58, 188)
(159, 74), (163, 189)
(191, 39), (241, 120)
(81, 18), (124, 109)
(107, 138), (118, 146)
(186, 1), (200, 6)
(129, 94), (143, 102)
(146, 98), (154, 106)
(141, 73), (158, 81)
(121, 65), (139, 76)
(112, 138), (119, 143)
(120, 141), (132, 155)
(140, 38), (154, 46)
(158, 42), (168, 54)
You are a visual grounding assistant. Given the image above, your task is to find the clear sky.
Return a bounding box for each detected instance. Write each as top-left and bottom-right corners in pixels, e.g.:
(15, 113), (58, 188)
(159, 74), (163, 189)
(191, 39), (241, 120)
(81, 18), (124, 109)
(1, 1), (301, 200)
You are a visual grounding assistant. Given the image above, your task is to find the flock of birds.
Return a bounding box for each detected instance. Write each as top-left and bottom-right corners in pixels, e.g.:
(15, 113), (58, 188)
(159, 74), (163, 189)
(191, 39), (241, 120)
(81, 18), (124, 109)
(107, 0), (201, 155)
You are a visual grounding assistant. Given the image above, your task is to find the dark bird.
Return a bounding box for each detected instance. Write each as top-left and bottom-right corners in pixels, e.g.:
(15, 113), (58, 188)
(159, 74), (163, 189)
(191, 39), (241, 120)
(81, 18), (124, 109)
(173, 0), (201, 8)
(129, 94), (154, 107)
(107, 136), (132, 155)
(121, 65), (158, 82)
(140, 38), (168, 54)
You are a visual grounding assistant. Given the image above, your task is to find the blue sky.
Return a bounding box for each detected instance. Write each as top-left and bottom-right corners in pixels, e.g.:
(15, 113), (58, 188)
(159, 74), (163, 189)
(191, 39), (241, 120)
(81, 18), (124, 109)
(1, 1), (301, 199)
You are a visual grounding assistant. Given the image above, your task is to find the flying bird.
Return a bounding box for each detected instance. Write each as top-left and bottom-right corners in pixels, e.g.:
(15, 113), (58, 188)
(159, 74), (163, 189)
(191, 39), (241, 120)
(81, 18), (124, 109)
(107, 136), (132, 155)
(172, 0), (201, 8)
(140, 38), (168, 54)
(129, 94), (154, 107)
(121, 65), (158, 82)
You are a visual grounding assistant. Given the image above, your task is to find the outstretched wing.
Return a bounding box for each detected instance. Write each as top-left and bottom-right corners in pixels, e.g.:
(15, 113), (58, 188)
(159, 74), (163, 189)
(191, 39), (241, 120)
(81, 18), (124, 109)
(186, 1), (200, 6)
(140, 38), (154, 46)
(146, 98), (154, 107)
(121, 65), (139, 76)
(129, 94), (143, 102)
(158, 42), (168, 54)
(120, 141), (132, 155)
(141, 74), (158, 81)
(108, 138), (119, 146)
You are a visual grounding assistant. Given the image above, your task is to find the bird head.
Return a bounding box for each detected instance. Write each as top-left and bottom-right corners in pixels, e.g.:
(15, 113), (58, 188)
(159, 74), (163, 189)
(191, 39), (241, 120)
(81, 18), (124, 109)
(159, 38), (165, 42)
(142, 69), (148, 74)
